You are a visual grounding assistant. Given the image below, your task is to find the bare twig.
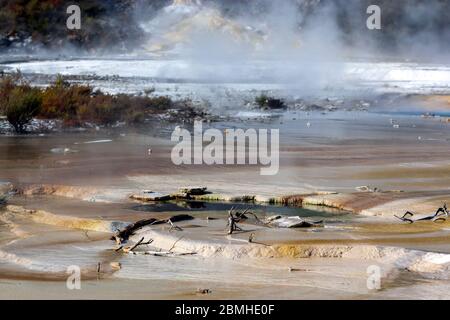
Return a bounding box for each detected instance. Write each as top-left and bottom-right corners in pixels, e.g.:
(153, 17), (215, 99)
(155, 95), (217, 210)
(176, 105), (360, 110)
(168, 236), (184, 252)
(168, 219), (183, 232)
(123, 237), (154, 253)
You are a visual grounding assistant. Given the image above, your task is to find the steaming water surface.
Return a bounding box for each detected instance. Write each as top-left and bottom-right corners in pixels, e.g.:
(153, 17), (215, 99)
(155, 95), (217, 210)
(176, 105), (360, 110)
(2, 59), (450, 99)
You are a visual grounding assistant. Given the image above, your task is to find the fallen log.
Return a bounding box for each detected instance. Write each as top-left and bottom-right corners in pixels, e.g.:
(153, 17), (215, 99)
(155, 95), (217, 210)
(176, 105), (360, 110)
(167, 214), (194, 223)
(395, 204), (449, 224)
(112, 218), (158, 244)
(112, 214), (194, 244)
(130, 251), (196, 256)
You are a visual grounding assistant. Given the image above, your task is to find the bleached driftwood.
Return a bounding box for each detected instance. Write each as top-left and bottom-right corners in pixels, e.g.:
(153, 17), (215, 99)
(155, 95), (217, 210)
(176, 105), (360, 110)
(395, 204), (449, 224)
(122, 237), (154, 253)
(128, 251), (196, 256)
(112, 214), (193, 244)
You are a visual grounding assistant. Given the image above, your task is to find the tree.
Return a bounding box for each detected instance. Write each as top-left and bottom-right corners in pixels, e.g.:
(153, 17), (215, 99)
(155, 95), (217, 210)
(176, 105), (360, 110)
(5, 87), (42, 133)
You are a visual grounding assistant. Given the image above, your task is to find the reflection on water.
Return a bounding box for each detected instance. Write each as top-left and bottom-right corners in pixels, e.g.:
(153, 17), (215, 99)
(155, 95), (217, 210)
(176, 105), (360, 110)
(131, 200), (351, 219)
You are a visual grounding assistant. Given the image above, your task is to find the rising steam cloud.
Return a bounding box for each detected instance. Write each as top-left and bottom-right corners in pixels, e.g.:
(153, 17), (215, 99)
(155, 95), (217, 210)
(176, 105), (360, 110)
(135, 0), (349, 93)
(118, 0), (450, 97)
(136, 0), (450, 60)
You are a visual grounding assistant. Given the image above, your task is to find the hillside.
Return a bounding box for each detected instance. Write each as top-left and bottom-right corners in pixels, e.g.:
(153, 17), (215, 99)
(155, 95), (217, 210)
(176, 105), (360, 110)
(0, 0), (449, 57)
(0, 0), (143, 53)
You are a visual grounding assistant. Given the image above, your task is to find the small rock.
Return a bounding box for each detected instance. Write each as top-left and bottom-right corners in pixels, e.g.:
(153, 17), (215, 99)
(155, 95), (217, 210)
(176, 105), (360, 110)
(265, 216), (323, 228)
(196, 288), (212, 295)
(110, 262), (122, 271)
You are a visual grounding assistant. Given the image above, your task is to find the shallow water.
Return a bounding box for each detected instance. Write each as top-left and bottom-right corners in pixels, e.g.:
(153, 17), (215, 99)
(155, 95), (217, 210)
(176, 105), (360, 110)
(131, 200), (351, 218)
(1, 57), (450, 299)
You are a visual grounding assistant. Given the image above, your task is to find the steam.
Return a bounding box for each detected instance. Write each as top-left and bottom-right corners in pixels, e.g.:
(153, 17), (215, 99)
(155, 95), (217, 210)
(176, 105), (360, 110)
(4, 0), (449, 103)
(137, 0), (450, 60)
(331, 0), (450, 61)
(396, 1), (450, 61)
(136, 0), (350, 94)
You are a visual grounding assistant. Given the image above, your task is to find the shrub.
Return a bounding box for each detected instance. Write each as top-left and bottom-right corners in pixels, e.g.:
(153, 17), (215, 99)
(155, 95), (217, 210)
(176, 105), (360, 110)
(40, 80), (92, 121)
(0, 73), (176, 130)
(5, 86), (42, 133)
(0, 73), (23, 115)
(255, 94), (286, 110)
(255, 94), (270, 108)
(87, 95), (120, 125)
(54, 74), (70, 88)
(144, 95), (173, 111)
(125, 110), (145, 124)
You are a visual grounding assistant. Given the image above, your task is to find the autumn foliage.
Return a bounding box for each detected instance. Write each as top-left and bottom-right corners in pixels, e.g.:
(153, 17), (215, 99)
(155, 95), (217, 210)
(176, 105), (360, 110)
(0, 73), (173, 132)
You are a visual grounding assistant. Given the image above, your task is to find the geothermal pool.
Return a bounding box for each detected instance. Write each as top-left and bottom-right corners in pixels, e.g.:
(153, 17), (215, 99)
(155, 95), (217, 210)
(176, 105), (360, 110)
(1, 46), (450, 299)
(1, 110), (450, 299)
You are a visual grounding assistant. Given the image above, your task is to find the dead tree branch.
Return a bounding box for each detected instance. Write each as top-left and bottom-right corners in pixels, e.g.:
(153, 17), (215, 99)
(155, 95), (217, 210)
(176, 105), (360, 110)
(112, 214), (193, 244)
(396, 204), (449, 224)
(122, 237), (154, 253)
(227, 209), (243, 234)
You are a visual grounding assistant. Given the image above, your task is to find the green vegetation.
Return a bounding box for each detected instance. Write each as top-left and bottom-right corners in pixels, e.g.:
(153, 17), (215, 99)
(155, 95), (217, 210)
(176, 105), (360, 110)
(5, 86), (42, 133)
(0, 0), (143, 52)
(0, 73), (175, 133)
(255, 94), (286, 110)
